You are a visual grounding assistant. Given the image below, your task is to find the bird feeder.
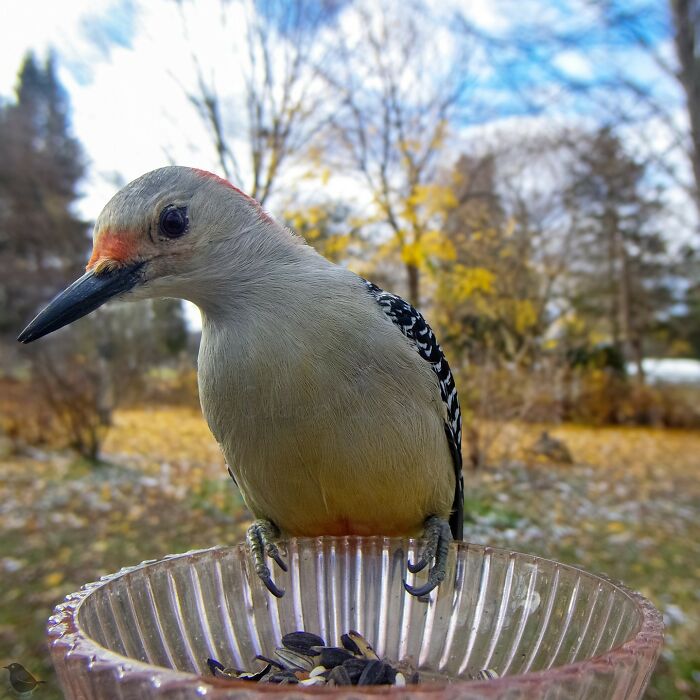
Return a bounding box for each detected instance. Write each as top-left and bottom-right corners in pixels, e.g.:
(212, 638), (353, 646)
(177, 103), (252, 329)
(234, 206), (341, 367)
(48, 537), (662, 699)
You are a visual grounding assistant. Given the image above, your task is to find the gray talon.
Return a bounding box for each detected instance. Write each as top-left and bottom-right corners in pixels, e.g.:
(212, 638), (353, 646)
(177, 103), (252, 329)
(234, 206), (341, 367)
(247, 519), (287, 597)
(404, 516), (451, 597)
(268, 546), (288, 572)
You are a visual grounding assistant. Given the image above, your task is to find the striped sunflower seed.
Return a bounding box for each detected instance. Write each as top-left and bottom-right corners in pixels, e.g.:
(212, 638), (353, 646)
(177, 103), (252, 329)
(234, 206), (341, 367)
(281, 631), (326, 655)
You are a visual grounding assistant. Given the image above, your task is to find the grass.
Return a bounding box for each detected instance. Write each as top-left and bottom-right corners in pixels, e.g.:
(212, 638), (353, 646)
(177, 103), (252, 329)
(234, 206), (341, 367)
(0, 407), (698, 698)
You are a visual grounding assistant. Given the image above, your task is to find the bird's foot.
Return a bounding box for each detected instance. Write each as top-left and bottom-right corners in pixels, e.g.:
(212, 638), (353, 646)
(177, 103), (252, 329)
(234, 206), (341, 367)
(246, 519), (288, 598)
(404, 515), (452, 597)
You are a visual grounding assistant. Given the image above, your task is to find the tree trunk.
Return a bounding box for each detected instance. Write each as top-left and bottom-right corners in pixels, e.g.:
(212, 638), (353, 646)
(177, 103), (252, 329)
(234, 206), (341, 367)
(406, 262), (420, 306)
(631, 335), (646, 385)
(606, 211), (621, 348)
(618, 241), (645, 384)
(671, 0), (700, 227)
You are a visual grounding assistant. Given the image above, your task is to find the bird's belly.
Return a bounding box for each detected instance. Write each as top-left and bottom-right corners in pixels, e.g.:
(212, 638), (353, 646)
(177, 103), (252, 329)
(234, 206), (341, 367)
(200, 322), (456, 538)
(225, 411), (454, 537)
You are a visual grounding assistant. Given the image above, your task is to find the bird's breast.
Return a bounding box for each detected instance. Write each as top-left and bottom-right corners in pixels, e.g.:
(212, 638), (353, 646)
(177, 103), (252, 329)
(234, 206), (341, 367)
(197, 300), (454, 535)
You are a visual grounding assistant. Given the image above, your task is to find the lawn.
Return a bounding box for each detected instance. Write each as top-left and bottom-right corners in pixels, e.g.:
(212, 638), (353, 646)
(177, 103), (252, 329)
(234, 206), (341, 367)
(0, 408), (698, 698)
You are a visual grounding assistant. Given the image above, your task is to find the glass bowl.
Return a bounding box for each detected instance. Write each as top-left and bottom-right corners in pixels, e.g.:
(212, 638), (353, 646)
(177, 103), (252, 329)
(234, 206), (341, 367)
(47, 537), (663, 699)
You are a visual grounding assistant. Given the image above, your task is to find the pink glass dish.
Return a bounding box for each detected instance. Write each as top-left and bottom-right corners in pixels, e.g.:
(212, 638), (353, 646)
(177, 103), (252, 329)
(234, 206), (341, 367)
(47, 537), (663, 699)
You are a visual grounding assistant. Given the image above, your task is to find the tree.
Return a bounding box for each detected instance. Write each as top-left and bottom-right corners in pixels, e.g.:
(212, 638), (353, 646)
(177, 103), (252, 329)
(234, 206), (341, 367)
(177, 0), (342, 205)
(670, 0), (700, 219)
(591, 0), (699, 225)
(320, 0), (471, 305)
(153, 299), (189, 358)
(0, 53), (87, 339)
(564, 127), (670, 381)
(458, 0), (699, 228)
(282, 199), (364, 264)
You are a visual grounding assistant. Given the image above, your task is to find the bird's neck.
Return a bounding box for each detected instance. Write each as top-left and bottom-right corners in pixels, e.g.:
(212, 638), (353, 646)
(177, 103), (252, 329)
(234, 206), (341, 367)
(187, 220), (335, 326)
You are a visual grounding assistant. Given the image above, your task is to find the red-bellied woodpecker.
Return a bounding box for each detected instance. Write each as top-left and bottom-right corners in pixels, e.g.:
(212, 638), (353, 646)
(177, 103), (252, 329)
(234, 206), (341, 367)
(18, 167), (463, 597)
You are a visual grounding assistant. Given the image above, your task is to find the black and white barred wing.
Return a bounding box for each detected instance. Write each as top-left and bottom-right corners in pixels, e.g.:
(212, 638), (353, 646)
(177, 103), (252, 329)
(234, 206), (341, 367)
(363, 280), (464, 540)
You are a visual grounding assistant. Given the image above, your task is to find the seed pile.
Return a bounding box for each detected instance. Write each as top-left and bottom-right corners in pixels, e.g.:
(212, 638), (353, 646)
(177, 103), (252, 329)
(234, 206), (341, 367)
(206, 630), (419, 687)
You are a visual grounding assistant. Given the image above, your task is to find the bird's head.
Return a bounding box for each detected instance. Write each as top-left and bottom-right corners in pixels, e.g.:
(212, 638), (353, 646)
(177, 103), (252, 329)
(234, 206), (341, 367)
(3, 663), (22, 671)
(18, 166), (276, 343)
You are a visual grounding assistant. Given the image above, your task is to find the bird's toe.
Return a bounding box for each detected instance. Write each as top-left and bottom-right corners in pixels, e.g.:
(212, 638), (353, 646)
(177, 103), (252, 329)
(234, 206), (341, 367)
(246, 519), (287, 597)
(404, 516), (452, 598)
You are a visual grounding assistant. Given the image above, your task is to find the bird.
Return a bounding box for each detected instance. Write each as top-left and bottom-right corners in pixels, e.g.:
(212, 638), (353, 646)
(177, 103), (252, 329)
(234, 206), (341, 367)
(3, 663), (45, 695)
(18, 166), (463, 597)
(529, 431), (573, 465)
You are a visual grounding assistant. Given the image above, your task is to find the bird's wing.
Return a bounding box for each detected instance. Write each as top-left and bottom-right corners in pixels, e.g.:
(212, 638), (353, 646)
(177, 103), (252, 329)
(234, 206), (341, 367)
(10, 665), (37, 692)
(363, 279), (464, 540)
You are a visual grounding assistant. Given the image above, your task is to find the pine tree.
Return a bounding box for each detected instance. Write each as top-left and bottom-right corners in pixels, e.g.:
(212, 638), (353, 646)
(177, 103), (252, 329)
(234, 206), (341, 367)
(0, 52), (87, 338)
(439, 154), (545, 364)
(565, 127), (670, 382)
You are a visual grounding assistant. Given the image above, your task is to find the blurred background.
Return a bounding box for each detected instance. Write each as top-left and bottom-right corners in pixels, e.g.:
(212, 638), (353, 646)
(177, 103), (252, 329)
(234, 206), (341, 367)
(0, 0), (698, 697)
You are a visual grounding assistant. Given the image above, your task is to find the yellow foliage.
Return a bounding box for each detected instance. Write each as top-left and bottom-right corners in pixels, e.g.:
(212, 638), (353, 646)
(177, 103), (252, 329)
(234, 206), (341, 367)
(400, 230), (456, 268)
(452, 265), (496, 300)
(283, 205), (352, 262)
(43, 571), (64, 587)
(513, 299), (538, 334)
(408, 183), (458, 216)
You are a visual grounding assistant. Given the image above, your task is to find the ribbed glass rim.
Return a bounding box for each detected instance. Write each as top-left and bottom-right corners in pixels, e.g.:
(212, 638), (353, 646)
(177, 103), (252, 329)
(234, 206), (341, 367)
(47, 538), (664, 695)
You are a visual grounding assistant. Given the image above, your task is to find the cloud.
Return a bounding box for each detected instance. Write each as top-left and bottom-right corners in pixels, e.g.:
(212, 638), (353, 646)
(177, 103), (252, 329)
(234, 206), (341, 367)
(552, 51), (594, 81)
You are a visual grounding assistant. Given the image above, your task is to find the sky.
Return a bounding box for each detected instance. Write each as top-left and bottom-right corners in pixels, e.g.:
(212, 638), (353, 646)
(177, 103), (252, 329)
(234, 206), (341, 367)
(0, 0), (693, 326)
(0, 0), (684, 208)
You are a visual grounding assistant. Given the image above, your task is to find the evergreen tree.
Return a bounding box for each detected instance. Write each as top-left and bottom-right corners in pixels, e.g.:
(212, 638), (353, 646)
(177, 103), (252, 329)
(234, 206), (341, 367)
(0, 52), (87, 337)
(565, 127), (670, 381)
(439, 154), (546, 364)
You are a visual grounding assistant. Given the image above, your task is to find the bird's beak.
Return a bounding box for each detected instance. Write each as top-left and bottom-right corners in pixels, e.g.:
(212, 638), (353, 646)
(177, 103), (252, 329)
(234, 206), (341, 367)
(17, 261), (146, 343)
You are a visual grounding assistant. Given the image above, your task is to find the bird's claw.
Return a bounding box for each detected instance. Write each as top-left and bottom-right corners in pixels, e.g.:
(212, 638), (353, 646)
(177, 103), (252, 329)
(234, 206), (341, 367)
(404, 515), (452, 597)
(246, 519), (287, 597)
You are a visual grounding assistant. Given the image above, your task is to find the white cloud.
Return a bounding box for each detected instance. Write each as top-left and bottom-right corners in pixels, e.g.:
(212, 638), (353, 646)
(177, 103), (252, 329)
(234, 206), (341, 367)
(454, 0), (512, 33)
(552, 51), (594, 81)
(0, 0), (97, 93)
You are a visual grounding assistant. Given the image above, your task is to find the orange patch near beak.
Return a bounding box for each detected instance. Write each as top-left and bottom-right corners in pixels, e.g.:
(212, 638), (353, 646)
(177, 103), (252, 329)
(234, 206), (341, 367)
(87, 231), (139, 273)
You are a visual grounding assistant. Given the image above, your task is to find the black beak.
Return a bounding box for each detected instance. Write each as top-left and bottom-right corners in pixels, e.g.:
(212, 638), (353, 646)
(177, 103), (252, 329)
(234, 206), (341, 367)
(17, 262), (145, 343)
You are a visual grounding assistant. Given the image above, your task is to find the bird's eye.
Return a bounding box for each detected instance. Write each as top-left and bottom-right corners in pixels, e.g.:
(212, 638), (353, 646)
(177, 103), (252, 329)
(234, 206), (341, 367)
(159, 206), (188, 238)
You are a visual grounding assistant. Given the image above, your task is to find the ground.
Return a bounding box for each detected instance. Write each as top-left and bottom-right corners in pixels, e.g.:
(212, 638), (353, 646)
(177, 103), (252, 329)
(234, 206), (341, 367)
(0, 408), (698, 698)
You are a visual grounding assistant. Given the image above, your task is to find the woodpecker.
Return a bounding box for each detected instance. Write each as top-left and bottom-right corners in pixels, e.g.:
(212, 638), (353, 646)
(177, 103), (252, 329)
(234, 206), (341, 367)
(18, 167), (463, 597)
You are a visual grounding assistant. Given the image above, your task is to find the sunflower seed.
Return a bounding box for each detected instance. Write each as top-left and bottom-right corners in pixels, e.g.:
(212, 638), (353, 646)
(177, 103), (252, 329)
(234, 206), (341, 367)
(341, 657), (370, 683)
(357, 659), (388, 685)
(274, 647), (316, 671)
(207, 657), (248, 679)
(328, 665), (353, 686)
(317, 647), (355, 668)
(204, 630), (421, 688)
(383, 664), (397, 684)
(207, 658), (225, 675)
(267, 671), (299, 684)
(238, 664), (272, 682)
(255, 654), (285, 669)
(475, 668), (500, 680)
(300, 676), (326, 686)
(340, 633), (362, 655)
(347, 630), (379, 659)
(282, 631), (326, 655)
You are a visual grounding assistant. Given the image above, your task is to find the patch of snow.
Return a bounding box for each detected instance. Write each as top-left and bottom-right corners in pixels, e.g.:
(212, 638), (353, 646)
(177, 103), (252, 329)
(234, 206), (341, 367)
(628, 358), (700, 385)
